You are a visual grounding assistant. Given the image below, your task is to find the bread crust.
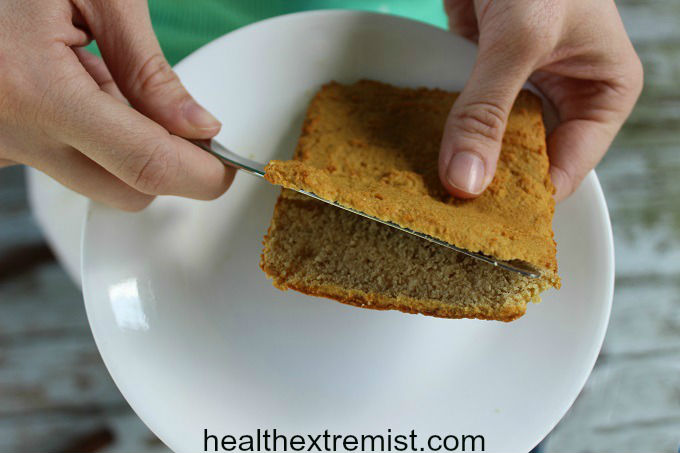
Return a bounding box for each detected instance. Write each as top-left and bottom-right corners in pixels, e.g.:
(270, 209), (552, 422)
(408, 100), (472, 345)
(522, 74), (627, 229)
(266, 80), (558, 274)
(260, 81), (560, 321)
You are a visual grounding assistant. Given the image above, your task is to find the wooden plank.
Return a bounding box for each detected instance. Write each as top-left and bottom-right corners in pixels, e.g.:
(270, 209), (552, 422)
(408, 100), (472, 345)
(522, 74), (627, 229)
(619, 1), (680, 44)
(0, 332), (123, 414)
(545, 352), (680, 452)
(0, 410), (170, 453)
(0, 167), (44, 258)
(0, 262), (162, 452)
(546, 2), (680, 450)
(0, 263), (85, 340)
(604, 278), (680, 356)
(597, 144), (680, 278)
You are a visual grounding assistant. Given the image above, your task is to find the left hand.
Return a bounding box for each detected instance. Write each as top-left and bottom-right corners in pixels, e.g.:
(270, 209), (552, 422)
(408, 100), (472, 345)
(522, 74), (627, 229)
(440, 0), (643, 201)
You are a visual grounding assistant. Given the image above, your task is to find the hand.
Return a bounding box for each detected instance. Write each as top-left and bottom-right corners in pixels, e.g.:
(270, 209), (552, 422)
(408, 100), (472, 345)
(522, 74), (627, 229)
(0, 0), (234, 211)
(440, 0), (643, 201)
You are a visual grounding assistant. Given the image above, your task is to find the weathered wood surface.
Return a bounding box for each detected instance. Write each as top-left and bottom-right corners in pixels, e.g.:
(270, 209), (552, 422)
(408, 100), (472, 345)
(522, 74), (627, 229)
(544, 1), (680, 451)
(0, 166), (171, 452)
(0, 1), (678, 451)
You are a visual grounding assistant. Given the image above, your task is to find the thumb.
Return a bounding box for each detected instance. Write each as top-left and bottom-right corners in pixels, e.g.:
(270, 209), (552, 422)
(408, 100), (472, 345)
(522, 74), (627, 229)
(439, 42), (534, 198)
(83, 1), (220, 139)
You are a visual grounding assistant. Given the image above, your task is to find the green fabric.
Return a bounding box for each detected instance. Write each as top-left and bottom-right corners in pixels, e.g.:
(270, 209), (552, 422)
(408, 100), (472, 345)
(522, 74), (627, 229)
(89, 1), (447, 65)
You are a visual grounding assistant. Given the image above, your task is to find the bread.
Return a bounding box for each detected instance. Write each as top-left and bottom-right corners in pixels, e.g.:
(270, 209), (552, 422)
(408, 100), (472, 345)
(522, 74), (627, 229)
(260, 80), (559, 321)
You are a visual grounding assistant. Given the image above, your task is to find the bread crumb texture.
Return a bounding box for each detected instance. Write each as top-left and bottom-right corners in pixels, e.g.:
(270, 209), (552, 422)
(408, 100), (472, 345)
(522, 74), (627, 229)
(261, 80), (560, 321)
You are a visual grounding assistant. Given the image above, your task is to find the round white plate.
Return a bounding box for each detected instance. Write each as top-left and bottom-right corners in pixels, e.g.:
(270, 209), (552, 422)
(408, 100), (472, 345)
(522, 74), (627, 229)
(82, 11), (614, 453)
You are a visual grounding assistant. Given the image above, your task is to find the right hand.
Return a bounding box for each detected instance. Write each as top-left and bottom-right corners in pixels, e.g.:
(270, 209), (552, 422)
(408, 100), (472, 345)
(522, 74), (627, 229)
(0, 0), (235, 211)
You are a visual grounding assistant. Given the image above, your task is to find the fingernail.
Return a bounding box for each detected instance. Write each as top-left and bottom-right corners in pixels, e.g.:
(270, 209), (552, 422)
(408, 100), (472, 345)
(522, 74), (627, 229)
(183, 99), (221, 131)
(446, 151), (486, 194)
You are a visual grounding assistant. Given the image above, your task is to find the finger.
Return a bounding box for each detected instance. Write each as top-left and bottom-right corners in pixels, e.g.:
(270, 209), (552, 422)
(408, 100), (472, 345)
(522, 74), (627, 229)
(19, 145), (154, 211)
(439, 37), (537, 198)
(73, 47), (126, 102)
(546, 119), (618, 202)
(78, 1), (221, 139)
(444, 0), (479, 41)
(68, 3), (93, 45)
(531, 67), (643, 202)
(51, 80), (234, 199)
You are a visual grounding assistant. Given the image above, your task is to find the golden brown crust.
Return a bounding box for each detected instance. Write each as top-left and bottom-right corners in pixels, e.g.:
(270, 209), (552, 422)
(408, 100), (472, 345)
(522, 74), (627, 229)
(266, 279), (527, 322)
(270, 278), (528, 321)
(265, 80), (558, 274)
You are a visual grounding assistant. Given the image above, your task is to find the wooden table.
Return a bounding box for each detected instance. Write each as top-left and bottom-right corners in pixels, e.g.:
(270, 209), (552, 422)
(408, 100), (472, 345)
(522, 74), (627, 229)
(543, 2), (680, 451)
(0, 1), (678, 451)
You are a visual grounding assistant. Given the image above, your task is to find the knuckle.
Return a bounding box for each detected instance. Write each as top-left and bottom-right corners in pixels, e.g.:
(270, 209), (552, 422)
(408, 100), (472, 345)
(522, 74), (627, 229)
(606, 54), (644, 117)
(483, 3), (558, 60)
(125, 140), (178, 194)
(453, 101), (507, 143)
(133, 53), (179, 96)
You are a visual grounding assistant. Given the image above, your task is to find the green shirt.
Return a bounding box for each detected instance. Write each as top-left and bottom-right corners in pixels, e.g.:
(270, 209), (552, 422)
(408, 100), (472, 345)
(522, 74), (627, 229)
(144, 0), (447, 64)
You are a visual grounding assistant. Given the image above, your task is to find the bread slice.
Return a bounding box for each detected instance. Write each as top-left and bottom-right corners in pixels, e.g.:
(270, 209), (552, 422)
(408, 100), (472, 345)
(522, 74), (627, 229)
(260, 80), (559, 321)
(262, 190), (555, 321)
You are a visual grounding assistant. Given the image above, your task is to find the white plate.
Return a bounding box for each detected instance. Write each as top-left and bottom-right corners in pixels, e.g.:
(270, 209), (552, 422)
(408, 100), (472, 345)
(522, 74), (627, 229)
(26, 168), (86, 285)
(82, 11), (614, 453)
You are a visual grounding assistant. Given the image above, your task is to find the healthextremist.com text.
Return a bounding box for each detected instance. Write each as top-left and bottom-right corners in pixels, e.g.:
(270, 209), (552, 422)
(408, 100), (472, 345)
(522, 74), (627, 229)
(204, 428), (486, 452)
